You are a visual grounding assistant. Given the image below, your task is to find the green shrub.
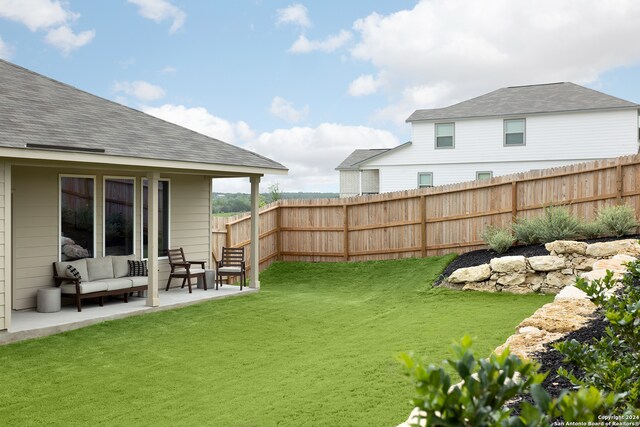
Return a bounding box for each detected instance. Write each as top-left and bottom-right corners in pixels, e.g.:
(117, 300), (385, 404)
(578, 221), (604, 239)
(481, 226), (515, 253)
(595, 204), (638, 237)
(535, 206), (582, 242)
(555, 260), (640, 412)
(399, 336), (635, 425)
(513, 216), (541, 245)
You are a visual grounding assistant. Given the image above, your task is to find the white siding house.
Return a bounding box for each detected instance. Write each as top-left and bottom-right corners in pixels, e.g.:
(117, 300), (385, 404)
(338, 83), (640, 194)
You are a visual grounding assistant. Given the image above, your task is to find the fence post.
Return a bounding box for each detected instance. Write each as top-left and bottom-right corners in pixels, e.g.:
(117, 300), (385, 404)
(616, 160), (623, 205)
(511, 181), (518, 221)
(420, 195), (427, 257)
(276, 205), (282, 260)
(343, 204), (349, 261)
(225, 222), (232, 248)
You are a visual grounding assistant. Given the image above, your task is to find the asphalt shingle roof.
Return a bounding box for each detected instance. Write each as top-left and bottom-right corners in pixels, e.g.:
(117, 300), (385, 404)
(335, 149), (390, 170)
(406, 82), (639, 122)
(0, 59), (286, 172)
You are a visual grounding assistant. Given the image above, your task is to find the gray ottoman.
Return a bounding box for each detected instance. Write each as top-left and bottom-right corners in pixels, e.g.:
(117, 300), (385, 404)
(197, 269), (216, 289)
(37, 288), (61, 313)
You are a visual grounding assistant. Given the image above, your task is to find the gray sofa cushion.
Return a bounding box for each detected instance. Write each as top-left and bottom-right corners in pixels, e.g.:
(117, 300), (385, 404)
(60, 281), (109, 294)
(101, 278), (134, 291)
(112, 255), (135, 278)
(55, 259), (89, 283)
(87, 256), (114, 281)
(128, 276), (148, 287)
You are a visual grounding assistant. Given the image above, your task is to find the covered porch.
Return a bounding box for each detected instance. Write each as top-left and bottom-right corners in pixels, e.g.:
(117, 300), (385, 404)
(1, 284), (256, 345)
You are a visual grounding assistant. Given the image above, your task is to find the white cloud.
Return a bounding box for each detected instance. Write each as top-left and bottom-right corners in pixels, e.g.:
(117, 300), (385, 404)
(349, 0), (640, 124)
(127, 0), (186, 34)
(113, 80), (166, 102)
(160, 65), (176, 74)
(45, 25), (95, 55)
(348, 74), (381, 97)
(269, 96), (309, 123)
(141, 104), (255, 144)
(289, 30), (351, 54)
(243, 123), (398, 192)
(276, 4), (311, 28)
(0, 0), (71, 31)
(141, 103), (397, 192)
(0, 0), (94, 54)
(0, 35), (12, 59)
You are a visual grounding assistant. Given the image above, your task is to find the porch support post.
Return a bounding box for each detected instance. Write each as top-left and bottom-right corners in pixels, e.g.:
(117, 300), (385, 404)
(146, 171), (160, 307)
(249, 175), (261, 289)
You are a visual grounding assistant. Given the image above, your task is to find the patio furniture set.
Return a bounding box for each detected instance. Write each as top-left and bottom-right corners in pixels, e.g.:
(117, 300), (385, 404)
(49, 247), (246, 312)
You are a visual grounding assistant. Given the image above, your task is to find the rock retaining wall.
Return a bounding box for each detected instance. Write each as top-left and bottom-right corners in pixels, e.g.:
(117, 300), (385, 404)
(444, 239), (640, 294)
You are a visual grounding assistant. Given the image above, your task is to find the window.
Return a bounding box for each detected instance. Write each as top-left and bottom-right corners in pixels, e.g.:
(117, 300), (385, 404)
(418, 172), (433, 188)
(435, 123), (454, 148)
(60, 176), (94, 261)
(104, 178), (135, 256)
(142, 179), (170, 258)
(504, 118), (525, 146)
(476, 171), (493, 181)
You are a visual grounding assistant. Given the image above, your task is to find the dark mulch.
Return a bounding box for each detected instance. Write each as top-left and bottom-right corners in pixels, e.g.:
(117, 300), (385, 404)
(434, 234), (640, 286)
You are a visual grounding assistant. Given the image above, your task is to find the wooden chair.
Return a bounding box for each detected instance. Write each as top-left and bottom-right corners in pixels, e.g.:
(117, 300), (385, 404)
(166, 248), (207, 293)
(215, 247), (246, 290)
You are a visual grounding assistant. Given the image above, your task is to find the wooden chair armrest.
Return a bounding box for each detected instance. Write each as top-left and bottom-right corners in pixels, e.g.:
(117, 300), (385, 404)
(187, 260), (206, 268)
(172, 262), (190, 268)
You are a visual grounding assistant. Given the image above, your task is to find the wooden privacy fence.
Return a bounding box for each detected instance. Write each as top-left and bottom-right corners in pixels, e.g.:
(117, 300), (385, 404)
(212, 154), (640, 274)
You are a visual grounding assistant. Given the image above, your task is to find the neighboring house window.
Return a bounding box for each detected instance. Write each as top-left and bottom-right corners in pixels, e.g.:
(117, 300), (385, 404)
(142, 179), (170, 258)
(476, 171), (493, 181)
(435, 123), (454, 148)
(418, 172), (433, 188)
(104, 178), (135, 256)
(504, 118), (525, 146)
(60, 175), (95, 261)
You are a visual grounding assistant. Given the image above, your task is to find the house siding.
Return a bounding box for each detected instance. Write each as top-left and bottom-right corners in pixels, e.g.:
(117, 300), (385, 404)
(339, 171), (359, 198)
(12, 166), (212, 310)
(363, 109), (638, 190)
(0, 161), (8, 330)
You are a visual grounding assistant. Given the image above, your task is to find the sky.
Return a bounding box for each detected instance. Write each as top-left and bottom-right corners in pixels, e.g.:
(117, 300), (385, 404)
(1, 0), (640, 193)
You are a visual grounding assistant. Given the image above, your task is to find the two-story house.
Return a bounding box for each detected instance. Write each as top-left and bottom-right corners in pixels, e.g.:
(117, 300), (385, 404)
(337, 82), (640, 197)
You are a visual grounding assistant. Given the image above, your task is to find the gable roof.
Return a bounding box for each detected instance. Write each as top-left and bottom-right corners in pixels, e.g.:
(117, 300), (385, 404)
(336, 149), (391, 170)
(0, 59), (286, 173)
(406, 82), (639, 122)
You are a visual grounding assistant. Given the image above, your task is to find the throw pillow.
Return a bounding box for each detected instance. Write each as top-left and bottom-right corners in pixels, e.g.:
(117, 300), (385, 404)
(67, 265), (82, 281)
(128, 260), (148, 276)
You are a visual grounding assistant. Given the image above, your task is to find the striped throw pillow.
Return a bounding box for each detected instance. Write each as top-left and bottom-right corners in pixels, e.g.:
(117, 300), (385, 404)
(128, 260), (148, 276)
(66, 265), (82, 281)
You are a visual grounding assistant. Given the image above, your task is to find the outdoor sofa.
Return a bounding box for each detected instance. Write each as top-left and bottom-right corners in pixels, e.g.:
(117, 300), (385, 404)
(52, 255), (148, 312)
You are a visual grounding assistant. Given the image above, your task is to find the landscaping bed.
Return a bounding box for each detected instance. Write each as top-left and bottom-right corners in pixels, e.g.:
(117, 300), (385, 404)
(435, 234), (640, 286)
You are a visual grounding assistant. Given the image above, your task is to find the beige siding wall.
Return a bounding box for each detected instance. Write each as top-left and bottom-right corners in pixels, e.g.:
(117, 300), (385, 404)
(0, 161), (7, 329)
(12, 166), (212, 310)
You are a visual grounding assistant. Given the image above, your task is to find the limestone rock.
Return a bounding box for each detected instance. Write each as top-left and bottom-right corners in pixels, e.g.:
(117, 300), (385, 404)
(448, 264), (491, 283)
(586, 239), (640, 257)
(462, 281), (498, 292)
(555, 285), (589, 300)
(545, 240), (587, 255)
(495, 328), (565, 360)
(517, 299), (597, 333)
(561, 269), (574, 275)
(530, 283), (542, 293)
(544, 271), (575, 289)
(592, 256), (634, 274)
(572, 256), (595, 271)
(524, 273), (544, 286)
(580, 270), (623, 282)
(490, 256), (527, 273)
(501, 286), (533, 295)
(528, 255), (565, 272)
(497, 273), (526, 286)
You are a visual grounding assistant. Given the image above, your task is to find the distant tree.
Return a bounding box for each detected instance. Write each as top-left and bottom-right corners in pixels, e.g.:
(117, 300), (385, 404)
(268, 183), (282, 203)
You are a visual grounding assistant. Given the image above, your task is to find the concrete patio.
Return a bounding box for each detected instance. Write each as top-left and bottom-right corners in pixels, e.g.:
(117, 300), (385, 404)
(0, 285), (257, 345)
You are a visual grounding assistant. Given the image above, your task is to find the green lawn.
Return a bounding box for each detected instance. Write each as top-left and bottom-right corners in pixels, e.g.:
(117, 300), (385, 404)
(0, 256), (552, 426)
